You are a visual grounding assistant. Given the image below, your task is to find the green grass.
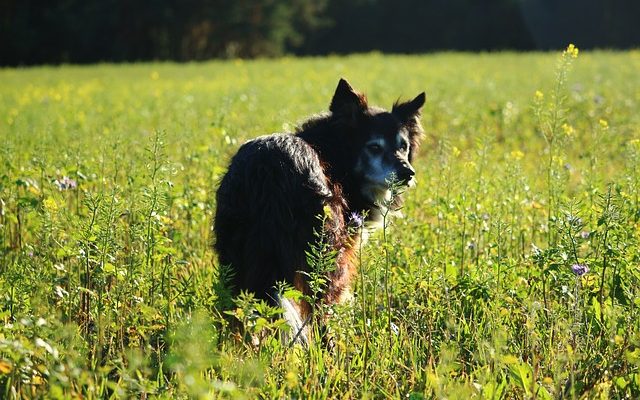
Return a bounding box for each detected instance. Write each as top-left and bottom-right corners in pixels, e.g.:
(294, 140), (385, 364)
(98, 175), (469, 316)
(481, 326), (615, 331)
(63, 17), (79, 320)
(1, 49), (640, 399)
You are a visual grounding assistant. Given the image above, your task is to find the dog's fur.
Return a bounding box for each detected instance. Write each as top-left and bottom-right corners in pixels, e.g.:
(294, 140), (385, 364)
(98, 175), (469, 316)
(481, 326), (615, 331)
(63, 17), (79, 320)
(214, 79), (425, 343)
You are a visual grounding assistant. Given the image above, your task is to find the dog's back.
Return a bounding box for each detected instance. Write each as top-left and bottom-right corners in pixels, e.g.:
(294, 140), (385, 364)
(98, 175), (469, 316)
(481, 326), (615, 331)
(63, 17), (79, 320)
(214, 134), (343, 303)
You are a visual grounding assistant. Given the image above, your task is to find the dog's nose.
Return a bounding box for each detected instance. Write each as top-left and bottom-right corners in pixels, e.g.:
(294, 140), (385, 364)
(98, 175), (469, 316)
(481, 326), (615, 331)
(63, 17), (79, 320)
(396, 163), (415, 184)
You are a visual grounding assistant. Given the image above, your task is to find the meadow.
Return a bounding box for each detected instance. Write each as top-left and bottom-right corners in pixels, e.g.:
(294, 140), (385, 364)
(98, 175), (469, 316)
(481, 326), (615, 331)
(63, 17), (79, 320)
(1, 49), (639, 398)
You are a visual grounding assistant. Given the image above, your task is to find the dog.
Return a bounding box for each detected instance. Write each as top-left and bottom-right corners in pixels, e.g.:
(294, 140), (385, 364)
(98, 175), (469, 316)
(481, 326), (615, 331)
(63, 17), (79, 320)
(214, 78), (425, 344)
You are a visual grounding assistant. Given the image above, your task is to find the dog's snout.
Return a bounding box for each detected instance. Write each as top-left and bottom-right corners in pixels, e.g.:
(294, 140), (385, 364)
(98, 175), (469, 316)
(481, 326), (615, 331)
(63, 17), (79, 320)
(396, 162), (415, 184)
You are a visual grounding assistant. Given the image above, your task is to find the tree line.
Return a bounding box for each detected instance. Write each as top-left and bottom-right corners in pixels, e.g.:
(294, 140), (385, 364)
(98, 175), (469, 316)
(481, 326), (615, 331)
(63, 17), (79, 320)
(1, 0), (639, 66)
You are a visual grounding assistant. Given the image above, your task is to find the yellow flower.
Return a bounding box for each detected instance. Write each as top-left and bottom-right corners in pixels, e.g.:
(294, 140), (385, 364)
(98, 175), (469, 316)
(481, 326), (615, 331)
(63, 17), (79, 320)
(43, 197), (58, 213)
(565, 43), (579, 59)
(0, 360), (12, 374)
(451, 146), (461, 157)
(599, 119), (609, 130)
(510, 150), (524, 160)
(562, 123), (575, 136)
(285, 370), (299, 388)
(323, 205), (333, 219)
(28, 185), (41, 196)
(534, 90), (544, 101)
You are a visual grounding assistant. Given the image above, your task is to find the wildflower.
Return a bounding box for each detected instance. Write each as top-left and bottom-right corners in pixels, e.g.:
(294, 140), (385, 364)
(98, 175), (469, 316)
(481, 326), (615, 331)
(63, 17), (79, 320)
(54, 176), (77, 190)
(598, 119), (609, 130)
(562, 123), (575, 137)
(322, 205), (333, 219)
(571, 263), (589, 276)
(534, 90), (544, 101)
(43, 197), (58, 212)
(580, 231), (590, 239)
(510, 150), (524, 160)
(390, 321), (399, 335)
(567, 214), (582, 226)
(348, 212), (364, 228)
(565, 44), (579, 59)
(55, 285), (69, 298)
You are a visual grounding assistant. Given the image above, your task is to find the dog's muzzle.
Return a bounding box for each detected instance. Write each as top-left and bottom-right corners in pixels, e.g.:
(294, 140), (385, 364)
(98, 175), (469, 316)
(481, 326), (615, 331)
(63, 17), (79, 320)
(395, 162), (415, 185)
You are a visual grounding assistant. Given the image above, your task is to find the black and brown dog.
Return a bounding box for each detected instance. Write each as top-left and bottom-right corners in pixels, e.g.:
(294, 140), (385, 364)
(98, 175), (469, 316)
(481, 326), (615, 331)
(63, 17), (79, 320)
(214, 79), (425, 343)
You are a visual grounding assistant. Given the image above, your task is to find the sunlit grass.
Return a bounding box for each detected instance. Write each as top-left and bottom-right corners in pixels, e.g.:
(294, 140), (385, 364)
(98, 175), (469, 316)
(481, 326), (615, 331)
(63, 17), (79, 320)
(1, 50), (640, 398)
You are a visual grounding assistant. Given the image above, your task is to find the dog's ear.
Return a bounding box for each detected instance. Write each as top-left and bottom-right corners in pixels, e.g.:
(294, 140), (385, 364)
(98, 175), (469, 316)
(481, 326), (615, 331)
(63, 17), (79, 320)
(330, 78), (368, 117)
(393, 92), (426, 161)
(392, 92), (426, 122)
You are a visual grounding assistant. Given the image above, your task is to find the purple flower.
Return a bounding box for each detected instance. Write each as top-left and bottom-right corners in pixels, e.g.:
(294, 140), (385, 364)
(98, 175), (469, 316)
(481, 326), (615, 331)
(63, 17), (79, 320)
(348, 212), (364, 228)
(54, 176), (77, 191)
(571, 263), (589, 276)
(580, 231), (590, 239)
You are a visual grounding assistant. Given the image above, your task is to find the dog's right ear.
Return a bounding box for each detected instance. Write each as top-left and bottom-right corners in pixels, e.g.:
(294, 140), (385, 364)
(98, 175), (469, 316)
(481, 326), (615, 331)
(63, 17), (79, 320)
(330, 78), (367, 117)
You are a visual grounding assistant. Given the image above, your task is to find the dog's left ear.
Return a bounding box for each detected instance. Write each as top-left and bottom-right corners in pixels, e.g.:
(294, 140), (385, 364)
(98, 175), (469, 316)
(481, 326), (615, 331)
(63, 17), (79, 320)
(393, 92), (426, 161)
(392, 92), (426, 122)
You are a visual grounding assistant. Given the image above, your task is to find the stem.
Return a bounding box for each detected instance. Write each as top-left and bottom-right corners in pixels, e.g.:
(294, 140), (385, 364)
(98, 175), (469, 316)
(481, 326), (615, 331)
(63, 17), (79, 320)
(358, 223), (368, 393)
(547, 143), (554, 247)
(598, 186), (612, 321)
(383, 210), (392, 347)
(565, 218), (580, 265)
(145, 132), (164, 305)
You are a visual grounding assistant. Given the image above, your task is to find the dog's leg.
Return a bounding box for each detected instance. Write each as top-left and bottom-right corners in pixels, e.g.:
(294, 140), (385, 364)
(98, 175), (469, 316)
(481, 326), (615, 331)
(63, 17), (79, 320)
(278, 295), (310, 347)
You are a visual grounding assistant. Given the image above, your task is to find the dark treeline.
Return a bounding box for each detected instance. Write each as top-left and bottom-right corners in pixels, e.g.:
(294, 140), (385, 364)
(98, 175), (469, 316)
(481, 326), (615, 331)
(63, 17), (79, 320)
(2, 0), (639, 66)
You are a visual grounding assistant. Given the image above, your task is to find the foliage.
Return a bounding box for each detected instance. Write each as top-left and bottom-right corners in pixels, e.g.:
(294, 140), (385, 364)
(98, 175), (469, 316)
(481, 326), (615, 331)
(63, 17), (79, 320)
(1, 0), (328, 64)
(3, 0), (640, 65)
(1, 49), (640, 398)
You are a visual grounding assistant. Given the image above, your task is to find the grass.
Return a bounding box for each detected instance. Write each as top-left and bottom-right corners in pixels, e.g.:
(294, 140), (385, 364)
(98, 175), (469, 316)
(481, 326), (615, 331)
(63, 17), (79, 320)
(1, 49), (640, 398)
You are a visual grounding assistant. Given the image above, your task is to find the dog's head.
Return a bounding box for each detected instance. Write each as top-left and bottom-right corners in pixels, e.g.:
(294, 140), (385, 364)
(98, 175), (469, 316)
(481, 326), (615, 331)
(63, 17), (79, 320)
(329, 78), (426, 208)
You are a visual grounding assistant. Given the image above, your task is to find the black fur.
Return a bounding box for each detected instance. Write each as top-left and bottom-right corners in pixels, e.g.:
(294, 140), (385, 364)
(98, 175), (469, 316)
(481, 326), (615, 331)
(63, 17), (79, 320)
(214, 78), (425, 313)
(214, 134), (340, 300)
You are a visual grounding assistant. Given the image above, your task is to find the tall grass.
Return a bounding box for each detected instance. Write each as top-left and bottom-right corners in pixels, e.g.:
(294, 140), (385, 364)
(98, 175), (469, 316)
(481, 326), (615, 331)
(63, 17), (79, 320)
(1, 49), (639, 398)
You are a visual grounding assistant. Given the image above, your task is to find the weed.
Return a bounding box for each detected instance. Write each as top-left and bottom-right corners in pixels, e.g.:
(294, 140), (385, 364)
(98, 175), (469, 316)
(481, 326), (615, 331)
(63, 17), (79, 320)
(1, 49), (639, 398)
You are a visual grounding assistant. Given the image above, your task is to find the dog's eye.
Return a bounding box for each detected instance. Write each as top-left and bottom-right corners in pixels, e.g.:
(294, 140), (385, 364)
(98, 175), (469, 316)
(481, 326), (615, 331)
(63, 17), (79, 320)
(367, 143), (383, 153)
(399, 141), (409, 152)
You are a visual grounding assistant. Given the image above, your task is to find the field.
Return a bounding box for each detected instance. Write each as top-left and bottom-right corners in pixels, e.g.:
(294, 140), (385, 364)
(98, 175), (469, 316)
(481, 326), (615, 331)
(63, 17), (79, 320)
(1, 49), (640, 399)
